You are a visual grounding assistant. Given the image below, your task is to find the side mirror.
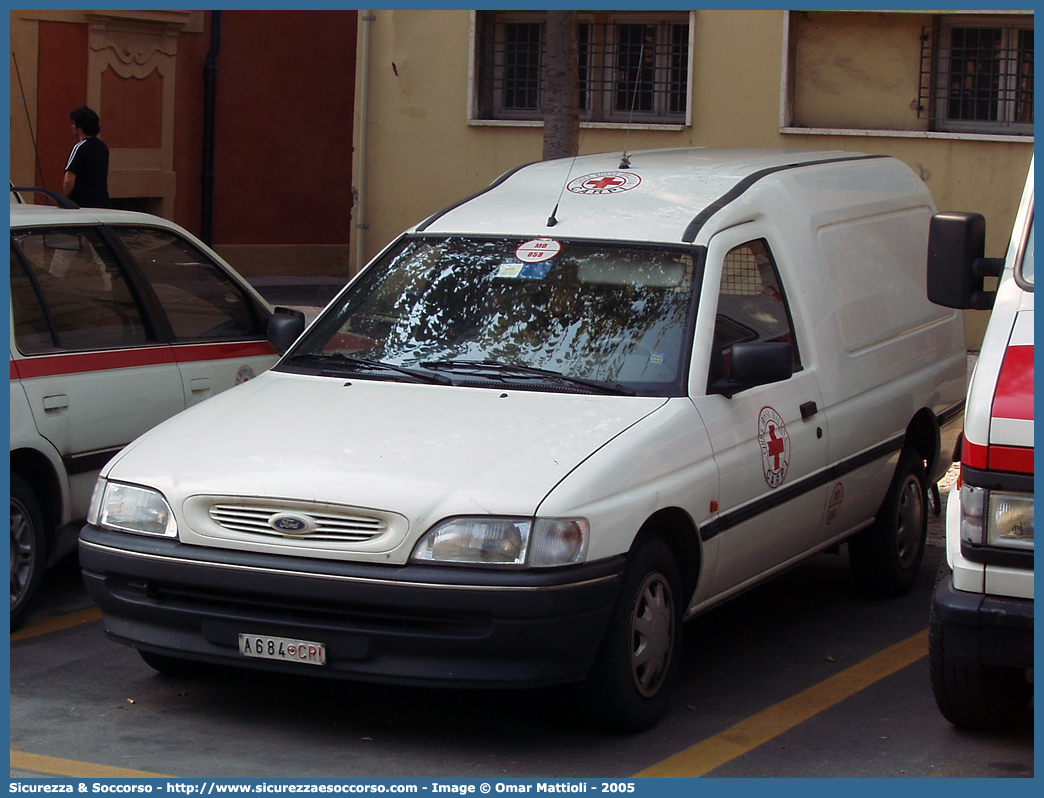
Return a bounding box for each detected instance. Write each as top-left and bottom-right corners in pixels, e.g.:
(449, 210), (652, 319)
(927, 212), (1004, 310)
(267, 308), (306, 354)
(711, 341), (793, 398)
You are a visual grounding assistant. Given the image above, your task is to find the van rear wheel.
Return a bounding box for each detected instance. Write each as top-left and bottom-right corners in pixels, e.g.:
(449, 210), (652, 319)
(580, 536), (683, 732)
(849, 448), (928, 597)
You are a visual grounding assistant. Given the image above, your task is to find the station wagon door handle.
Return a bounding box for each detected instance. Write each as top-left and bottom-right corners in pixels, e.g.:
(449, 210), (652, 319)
(189, 377), (212, 399)
(42, 394), (69, 415)
(800, 401), (818, 420)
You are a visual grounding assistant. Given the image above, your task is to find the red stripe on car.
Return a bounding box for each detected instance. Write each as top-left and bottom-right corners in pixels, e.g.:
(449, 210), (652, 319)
(11, 341), (274, 380)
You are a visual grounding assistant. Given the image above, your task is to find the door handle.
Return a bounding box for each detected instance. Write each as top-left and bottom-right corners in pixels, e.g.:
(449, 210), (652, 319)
(189, 377), (212, 399)
(800, 401), (818, 420)
(42, 394), (69, 415)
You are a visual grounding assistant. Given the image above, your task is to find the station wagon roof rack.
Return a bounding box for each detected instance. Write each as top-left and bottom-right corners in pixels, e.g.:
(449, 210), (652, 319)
(11, 186), (80, 209)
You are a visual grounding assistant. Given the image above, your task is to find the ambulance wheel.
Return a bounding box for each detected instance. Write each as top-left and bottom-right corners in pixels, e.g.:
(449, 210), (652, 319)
(581, 536), (683, 732)
(139, 650), (205, 678)
(849, 448), (928, 598)
(10, 475), (46, 631)
(929, 589), (1032, 731)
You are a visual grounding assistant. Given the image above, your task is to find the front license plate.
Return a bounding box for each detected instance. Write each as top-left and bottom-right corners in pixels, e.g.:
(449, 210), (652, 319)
(238, 633), (326, 666)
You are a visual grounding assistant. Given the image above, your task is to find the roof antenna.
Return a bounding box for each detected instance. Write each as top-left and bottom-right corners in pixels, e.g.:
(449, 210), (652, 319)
(619, 44), (646, 170)
(547, 150), (582, 228)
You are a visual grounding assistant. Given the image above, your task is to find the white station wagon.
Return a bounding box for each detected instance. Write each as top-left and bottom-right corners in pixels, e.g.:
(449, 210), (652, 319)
(79, 149), (966, 730)
(10, 190), (281, 627)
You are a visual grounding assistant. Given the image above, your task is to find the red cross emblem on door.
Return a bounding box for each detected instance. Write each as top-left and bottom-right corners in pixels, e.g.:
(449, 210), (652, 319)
(758, 406), (791, 488)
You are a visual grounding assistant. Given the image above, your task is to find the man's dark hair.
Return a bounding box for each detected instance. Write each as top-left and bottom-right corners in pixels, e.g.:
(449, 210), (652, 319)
(69, 106), (101, 137)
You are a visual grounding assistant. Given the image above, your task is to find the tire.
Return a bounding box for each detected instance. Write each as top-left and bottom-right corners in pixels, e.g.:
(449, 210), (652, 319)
(928, 582), (1032, 731)
(10, 475), (46, 631)
(849, 448), (928, 597)
(138, 649), (206, 678)
(580, 536), (683, 732)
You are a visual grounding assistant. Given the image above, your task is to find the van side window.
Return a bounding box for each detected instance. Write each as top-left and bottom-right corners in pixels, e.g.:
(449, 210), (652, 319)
(709, 239), (801, 388)
(10, 228), (150, 354)
(116, 227), (263, 341)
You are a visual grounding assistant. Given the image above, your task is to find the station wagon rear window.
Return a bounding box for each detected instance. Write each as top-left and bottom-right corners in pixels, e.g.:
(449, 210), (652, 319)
(280, 236), (702, 396)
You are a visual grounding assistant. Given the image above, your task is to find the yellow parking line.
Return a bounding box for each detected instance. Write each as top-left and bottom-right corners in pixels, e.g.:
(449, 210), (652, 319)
(10, 750), (169, 778)
(636, 629), (929, 778)
(10, 606), (102, 642)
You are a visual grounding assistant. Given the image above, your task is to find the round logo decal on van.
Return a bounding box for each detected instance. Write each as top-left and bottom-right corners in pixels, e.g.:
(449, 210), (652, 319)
(567, 171), (642, 195)
(758, 407), (790, 489)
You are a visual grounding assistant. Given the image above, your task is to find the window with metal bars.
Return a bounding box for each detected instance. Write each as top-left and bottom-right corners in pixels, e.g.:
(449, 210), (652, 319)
(919, 18), (1033, 135)
(475, 13), (690, 124)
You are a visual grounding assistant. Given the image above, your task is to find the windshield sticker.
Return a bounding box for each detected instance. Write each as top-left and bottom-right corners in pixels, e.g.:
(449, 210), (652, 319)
(515, 239), (562, 263)
(567, 171), (642, 195)
(758, 406), (791, 489)
(497, 259), (553, 280)
(649, 352), (666, 365)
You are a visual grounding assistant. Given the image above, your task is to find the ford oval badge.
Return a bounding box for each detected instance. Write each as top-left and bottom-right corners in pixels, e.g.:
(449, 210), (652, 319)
(269, 513), (315, 535)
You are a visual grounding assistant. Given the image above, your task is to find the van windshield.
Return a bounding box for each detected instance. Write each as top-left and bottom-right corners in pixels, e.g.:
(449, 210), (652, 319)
(283, 236), (702, 396)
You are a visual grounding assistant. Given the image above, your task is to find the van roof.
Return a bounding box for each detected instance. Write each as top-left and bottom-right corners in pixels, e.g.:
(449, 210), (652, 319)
(416, 147), (893, 246)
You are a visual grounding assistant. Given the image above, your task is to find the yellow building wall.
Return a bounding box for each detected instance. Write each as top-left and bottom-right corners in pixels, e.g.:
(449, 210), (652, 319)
(352, 10), (1032, 348)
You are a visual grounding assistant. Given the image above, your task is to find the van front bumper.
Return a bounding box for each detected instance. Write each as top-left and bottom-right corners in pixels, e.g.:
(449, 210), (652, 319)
(932, 562), (1034, 669)
(79, 526), (624, 688)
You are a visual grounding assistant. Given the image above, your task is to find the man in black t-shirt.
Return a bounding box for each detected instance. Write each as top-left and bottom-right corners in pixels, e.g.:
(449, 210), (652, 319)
(63, 106), (111, 208)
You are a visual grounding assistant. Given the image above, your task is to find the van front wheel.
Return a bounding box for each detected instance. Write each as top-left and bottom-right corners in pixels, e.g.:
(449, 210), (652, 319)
(580, 536), (683, 732)
(849, 448), (928, 597)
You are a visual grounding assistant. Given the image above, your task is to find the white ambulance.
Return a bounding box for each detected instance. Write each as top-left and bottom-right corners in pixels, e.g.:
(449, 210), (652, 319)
(927, 157), (1034, 731)
(79, 149), (966, 731)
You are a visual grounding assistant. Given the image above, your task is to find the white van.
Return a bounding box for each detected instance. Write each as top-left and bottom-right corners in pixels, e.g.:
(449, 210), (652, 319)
(79, 149), (966, 731)
(927, 157), (1033, 731)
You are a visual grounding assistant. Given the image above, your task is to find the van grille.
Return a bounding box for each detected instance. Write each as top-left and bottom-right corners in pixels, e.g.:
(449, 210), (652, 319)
(208, 504), (386, 543)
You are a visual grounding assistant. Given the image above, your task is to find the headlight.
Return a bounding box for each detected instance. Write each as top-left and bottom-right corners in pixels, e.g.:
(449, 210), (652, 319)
(987, 492), (1034, 550)
(959, 483), (1033, 551)
(410, 517), (589, 568)
(91, 480), (178, 538)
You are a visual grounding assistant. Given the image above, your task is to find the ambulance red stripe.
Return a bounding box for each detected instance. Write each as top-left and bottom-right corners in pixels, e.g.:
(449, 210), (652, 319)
(991, 344), (1034, 421)
(963, 439), (1034, 475)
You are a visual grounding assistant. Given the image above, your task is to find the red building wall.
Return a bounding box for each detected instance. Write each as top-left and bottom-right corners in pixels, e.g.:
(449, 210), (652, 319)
(36, 21), (89, 193)
(30, 11), (357, 263)
(210, 11), (357, 247)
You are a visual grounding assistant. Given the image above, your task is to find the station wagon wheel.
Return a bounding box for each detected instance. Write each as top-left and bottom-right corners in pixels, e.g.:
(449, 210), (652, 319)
(849, 448), (928, 598)
(10, 475), (46, 631)
(581, 536), (683, 732)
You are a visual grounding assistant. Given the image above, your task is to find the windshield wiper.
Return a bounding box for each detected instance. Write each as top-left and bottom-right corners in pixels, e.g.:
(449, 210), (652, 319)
(285, 353), (451, 386)
(420, 359), (634, 396)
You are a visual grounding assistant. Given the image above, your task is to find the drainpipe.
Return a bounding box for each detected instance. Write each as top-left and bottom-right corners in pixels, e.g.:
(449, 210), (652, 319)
(201, 10), (222, 246)
(354, 11), (374, 274)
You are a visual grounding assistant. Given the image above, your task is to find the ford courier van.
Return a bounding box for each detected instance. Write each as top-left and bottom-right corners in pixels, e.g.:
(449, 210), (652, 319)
(80, 149), (966, 730)
(927, 157), (1033, 731)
